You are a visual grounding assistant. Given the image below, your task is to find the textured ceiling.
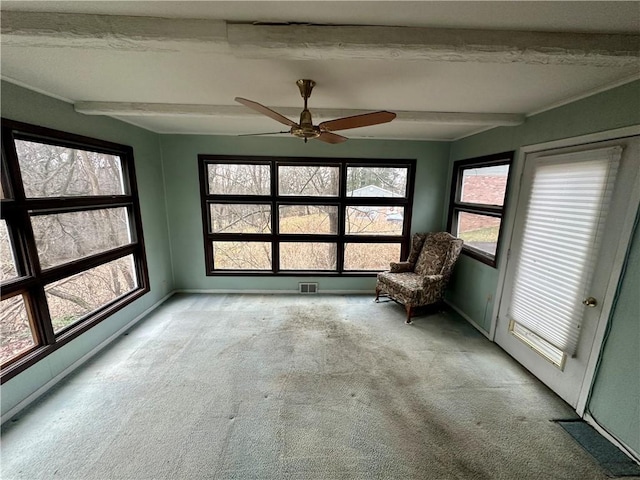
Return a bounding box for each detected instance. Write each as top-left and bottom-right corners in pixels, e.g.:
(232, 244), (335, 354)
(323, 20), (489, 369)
(1, 1), (638, 141)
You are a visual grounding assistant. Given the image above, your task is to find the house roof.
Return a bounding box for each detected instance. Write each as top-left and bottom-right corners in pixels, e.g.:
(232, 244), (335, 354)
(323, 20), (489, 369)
(348, 185), (400, 197)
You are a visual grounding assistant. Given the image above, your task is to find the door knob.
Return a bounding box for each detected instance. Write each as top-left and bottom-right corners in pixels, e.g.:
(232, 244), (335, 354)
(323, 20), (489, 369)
(582, 297), (598, 307)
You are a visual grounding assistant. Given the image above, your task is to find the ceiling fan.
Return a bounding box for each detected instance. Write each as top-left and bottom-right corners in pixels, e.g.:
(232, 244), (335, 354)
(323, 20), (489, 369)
(235, 79), (396, 144)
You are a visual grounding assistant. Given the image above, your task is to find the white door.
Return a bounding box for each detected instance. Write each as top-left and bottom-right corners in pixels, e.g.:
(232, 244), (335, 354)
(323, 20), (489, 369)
(495, 135), (639, 408)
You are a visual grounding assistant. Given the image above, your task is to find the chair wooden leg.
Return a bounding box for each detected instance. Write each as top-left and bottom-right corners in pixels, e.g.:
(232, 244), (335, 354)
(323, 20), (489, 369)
(405, 304), (413, 324)
(375, 286), (381, 302)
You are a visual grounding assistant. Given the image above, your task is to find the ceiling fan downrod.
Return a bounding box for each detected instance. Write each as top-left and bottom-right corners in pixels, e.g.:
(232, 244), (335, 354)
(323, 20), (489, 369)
(292, 79), (321, 141)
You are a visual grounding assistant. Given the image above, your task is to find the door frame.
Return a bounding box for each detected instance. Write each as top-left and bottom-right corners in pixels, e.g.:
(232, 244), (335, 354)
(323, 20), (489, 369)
(489, 125), (640, 415)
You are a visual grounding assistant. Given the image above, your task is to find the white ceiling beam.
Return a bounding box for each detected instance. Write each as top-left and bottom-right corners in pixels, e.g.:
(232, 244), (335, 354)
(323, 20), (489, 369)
(2, 11), (638, 67)
(227, 24), (639, 67)
(73, 102), (525, 126)
(0, 11), (229, 53)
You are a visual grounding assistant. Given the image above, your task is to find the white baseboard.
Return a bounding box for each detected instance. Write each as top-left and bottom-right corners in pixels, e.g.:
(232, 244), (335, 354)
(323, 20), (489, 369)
(445, 300), (492, 340)
(1, 291), (176, 425)
(583, 412), (640, 464)
(176, 289), (373, 295)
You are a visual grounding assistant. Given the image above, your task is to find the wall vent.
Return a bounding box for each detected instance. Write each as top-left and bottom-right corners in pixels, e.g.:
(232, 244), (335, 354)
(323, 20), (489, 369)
(299, 282), (318, 294)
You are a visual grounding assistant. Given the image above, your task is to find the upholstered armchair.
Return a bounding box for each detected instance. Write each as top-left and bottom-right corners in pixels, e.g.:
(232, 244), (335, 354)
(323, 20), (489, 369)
(375, 232), (463, 323)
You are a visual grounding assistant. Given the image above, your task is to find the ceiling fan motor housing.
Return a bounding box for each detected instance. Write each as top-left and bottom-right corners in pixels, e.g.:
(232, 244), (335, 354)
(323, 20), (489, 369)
(292, 108), (321, 139)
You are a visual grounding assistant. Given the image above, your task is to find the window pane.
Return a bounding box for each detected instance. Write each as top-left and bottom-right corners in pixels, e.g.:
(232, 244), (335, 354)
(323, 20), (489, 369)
(279, 205), (338, 234)
(31, 208), (132, 269)
(1, 220), (18, 281)
(213, 242), (271, 270)
(1, 295), (36, 365)
(347, 167), (407, 197)
(460, 164), (509, 206)
(278, 166), (339, 196)
(15, 140), (124, 198)
(346, 206), (404, 236)
(210, 204), (271, 233)
(208, 163), (270, 195)
(344, 243), (401, 271)
(45, 255), (137, 334)
(457, 212), (501, 256)
(280, 242), (336, 270)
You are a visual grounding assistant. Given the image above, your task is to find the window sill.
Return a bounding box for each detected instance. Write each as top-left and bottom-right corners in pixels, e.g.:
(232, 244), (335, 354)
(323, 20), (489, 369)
(461, 245), (498, 268)
(206, 271), (381, 277)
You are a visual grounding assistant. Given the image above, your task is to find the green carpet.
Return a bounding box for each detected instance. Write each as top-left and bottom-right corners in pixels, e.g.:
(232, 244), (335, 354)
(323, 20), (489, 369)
(1, 294), (631, 479)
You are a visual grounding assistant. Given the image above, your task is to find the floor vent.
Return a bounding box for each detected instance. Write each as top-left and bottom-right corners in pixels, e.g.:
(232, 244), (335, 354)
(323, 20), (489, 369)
(299, 282), (318, 294)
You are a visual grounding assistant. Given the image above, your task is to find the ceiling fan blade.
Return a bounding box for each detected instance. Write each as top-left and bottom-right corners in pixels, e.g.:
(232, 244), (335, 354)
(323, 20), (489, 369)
(317, 131), (348, 144)
(238, 131), (290, 137)
(235, 97), (299, 128)
(319, 111), (396, 132)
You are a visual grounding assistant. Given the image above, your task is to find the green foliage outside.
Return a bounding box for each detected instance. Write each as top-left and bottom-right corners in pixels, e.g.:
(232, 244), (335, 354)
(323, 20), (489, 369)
(459, 226), (500, 242)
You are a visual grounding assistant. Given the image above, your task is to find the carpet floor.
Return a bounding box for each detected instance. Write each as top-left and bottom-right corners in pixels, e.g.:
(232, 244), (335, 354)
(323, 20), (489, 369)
(1, 293), (633, 479)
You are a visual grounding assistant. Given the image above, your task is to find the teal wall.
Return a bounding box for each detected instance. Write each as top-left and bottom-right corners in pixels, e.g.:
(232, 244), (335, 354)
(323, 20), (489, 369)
(446, 255), (499, 332)
(0, 81), (174, 416)
(445, 79), (640, 455)
(160, 134), (450, 292)
(587, 214), (640, 455)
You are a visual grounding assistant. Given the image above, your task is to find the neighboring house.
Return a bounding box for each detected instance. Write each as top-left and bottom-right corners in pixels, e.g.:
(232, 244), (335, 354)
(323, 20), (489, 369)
(347, 185), (402, 221)
(347, 185), (400, 198)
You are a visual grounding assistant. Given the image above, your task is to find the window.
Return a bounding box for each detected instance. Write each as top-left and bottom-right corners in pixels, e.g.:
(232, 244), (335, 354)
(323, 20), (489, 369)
(447, 152), (514, 267)
(0, 119), (149, 382)
(199, 156), (416, 275)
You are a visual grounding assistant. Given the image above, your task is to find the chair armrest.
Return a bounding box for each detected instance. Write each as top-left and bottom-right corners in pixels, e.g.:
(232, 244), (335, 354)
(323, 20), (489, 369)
(390, 261), (413, 273)
(421, 274), (444, 287)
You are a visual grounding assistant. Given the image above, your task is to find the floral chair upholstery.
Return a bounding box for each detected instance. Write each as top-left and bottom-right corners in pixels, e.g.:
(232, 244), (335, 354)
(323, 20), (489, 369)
(375, 232), (463, 323)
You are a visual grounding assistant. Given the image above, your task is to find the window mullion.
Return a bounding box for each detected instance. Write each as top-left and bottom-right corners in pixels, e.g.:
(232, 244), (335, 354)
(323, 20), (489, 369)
(336, 206), (346, 274)
(1, 125), (41, 279)
(272, 160), (279, 273)
(13, 201), (43, 282)
(24, 197), (133, 213)
(1, 126), (27, 202)
(455, 203), (503, 216)
(28, 287), (55, 345)
(38, 244), (138, 285)
(336, 163), (347, 273)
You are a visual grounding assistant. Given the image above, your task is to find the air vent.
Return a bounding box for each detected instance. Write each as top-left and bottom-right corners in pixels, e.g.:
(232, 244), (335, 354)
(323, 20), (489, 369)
(299, 282), (318, 294)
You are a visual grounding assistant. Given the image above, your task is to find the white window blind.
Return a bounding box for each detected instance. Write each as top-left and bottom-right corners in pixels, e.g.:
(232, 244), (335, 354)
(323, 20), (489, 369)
(508, 147), (621, 355)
